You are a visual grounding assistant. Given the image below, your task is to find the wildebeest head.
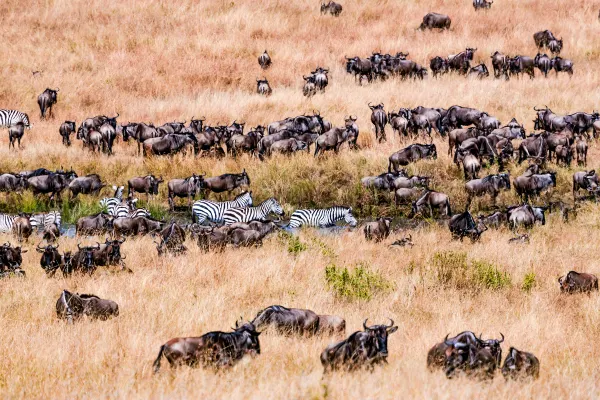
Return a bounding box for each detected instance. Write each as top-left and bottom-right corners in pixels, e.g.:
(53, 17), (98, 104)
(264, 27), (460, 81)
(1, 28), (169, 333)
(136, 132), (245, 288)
(465, 48), (477, 60)
(105, 113), (120, 129)
(78, 243), (100, 272)
(363, 318), (398, 359)
(1, 242), (27, 269)
(479, 332), (504, 367)
(36, 243), (61, 270)
(104, 238), (125, 264)
(234, 319), (262, 356)
(190, 117), (205, 133)
(369, 102), (385, 112)
(44, 88), (59, 103)
(152, 176), (164, 195)
(444, 341), (471, 378)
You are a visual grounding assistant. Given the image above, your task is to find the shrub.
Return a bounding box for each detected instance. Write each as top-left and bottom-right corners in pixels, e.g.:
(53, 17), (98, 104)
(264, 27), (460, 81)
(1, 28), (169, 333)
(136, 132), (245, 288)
(278, 231), (307, 256)
(431, 251), (511, 290)
(325, 261), (393, 301)
(471, 260), (512, 290)
(522, 272), (537, 293)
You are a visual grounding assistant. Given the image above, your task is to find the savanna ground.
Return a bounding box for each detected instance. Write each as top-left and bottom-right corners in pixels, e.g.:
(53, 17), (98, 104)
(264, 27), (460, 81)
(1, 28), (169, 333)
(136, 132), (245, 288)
(1, 0), (600, 398)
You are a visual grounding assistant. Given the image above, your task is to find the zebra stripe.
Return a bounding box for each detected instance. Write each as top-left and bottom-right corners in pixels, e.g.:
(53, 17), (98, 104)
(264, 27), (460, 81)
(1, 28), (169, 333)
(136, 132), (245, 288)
(0, 214), (18, 232)
(191, 191), (253, 224)
(0, 109), (31, 128)
(288, 206), (356, 228)
(222, 197), (283, 225)
(30, 211), (62, 230)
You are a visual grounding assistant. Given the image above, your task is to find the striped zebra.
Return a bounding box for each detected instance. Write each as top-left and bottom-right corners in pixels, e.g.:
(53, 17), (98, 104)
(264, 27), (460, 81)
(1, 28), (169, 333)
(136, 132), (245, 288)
(191, 191), (253, 224)
(30, 211), (62, 231)
(222, 197), (283, 225)
(0, 214), (19, 232)
(0, 109), (31, 128)
(112, 198), (151, 219)
(288, 206), (357, 228)
(99, 185), (125, 214)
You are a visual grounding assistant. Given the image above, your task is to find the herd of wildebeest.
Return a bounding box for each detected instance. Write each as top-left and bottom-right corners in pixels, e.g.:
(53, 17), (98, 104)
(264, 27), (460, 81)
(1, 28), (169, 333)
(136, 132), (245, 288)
(2, 0), (600, 382)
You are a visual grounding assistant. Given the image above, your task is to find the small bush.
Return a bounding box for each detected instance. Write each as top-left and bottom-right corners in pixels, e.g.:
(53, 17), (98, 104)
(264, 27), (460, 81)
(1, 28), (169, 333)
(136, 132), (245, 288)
(522, 272), (537, 293)
(431, 251), (511, 290)
(325, 262), (393, 301)
(471, 260), (512, 290)
(310, 237), (336, 259)
(278, 231), (307, 256)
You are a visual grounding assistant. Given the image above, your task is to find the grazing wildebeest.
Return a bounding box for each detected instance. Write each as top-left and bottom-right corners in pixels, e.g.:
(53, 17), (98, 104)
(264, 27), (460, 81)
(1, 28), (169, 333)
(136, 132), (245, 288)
(56, 290), (119, 322)
(465, 173), (511, 207)
(533, 30), (557, 48)
(251, 305), (319, 335)
(0, 173), (27, 193)
(572, 170), (597, 199)
(168, 175), (205, 209)
(152, 321), (261, 372)
(408, 113), (433, 141)
(449, 211), (487, 242)
(320, 319), (398, 372)
(363, 217), (392, 242)
(502, 347), (540, 380)
(346, 56), (373, 83)
(473, 0), (493, 10)
(412, 190), (451, 217)
(468, 63), (489, 79)
(508, 55), (535, 79)
(76, 212), (114, 236)
(419, 12), (451, 30)
(320, 1), (342, 16)
(558, 271), (598, 293)
(490, 51), (507, 78)
(507, 204), (546, 229)
(69, 174), (105, 199)
(143, 133), (198, 156)
(369, 103), (387, 142)
(59, 121), (76, 146)
(513, 171), (556, 202)
(270, 138), (308, 155)
(448, 48), (476, 75)
(258, 50), (271, 69)
(37, 88), (58, 119)
(8, 122), (25, 150)
(388, 144), (437, 173)
(155, 222), (187, 255)
(477, 210), (508, 229)
(112, 216), (163, 237)
(256, 78), (272, 96)
(551, 56), (574, 76)
(127, 175), (163, 200)
(314, 127), (350, 156)
(430, 56), (450, 78)
(534, 53), (552, 77)
(203, 170), (250, 197)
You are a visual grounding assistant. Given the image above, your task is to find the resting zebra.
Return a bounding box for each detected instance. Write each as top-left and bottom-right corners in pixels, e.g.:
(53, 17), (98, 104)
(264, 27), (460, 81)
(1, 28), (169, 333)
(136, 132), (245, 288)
(192, 191), (254, 224)
(223, 197), (284, 225)
(30, 211), (62, 231)
(288, 206), (357, 228)
(0, 109), (31, 129)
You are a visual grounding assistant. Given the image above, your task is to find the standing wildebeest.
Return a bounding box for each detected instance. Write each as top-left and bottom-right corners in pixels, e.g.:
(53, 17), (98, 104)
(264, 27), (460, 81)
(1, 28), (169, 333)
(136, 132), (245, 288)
(302, 75), (317, 97)
(430, 56), (450, 78)
(12, 214), (32, 243)
(320, 1), (342, 16)
(320, 319), (398, 372)
(449, 211), (487, 241)
(256, 78), (272, 96)
(346, 56), (373, 83)
(551, 56), (574, 76)
(388, 144), (437, 173)
(311, 67), (329, 91)
(98, 122), (117, 154)
(168, 175), (205, 209)
(502, 347), (540, 380)
(76, 212), (114, 235)
(572, 170), (597, 200)
(473, 0), (493, 9)
(152, 321), (261, 372)
(314, 126), (350, 156)
(251, 305), (319, 336)
(37, 243), (68, 276)
(534, 53), (552, 77)
(258, 50), (271, 69)
(56, 290), (119, 322)
(270, 138), (308, 155)
(27, 170), (77, 202)
(558, 271), (598, 293)
(419, 12), (451, 30)
(0, 173), (27, 193)
(490, 51), (507, 78)
(507, 204), (546, 229)
(465, 173), (511, 207)
(344, 116), (359, 149)
(203, 170), (250, 197)
(508, 55), (535, 79)
(143, 133), (198, 156)
(518, 133), (548, 163)
(68, 174), (105, 199)
(59, 121), (76, 146)
(37, 88), (58, 119)
(389, 111), (409, 138)
(442, 105), (483, 130)
(128, 175), (163, 200)
(112, 216), (163, 237)
(478, 210), (508, 229)
(413, 190), (451, 217)
(369, 103), (387, 143)
(8, 122), (25, 150)
(534, 30), (557, 48)
(363, 217), (392, 242)
(548, 38), (563, 55)
(448, 48), (476, 75)
(513, 171), (556, 202)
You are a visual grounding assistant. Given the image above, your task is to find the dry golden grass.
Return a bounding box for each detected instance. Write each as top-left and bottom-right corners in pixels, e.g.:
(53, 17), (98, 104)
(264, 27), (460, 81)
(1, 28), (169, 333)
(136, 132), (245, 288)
(1, 0), (600, 398)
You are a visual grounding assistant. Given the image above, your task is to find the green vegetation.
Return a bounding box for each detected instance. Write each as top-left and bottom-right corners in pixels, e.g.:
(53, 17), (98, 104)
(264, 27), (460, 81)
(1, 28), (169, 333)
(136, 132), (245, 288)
(325, 261), (393, 301)
(431, 251), (512, 290)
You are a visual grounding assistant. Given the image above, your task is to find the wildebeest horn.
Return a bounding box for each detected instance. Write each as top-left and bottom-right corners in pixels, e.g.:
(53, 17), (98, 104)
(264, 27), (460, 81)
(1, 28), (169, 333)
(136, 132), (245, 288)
(36, 242), (45, 250)
(499, 333), (504, 343)
(386, 318), (394, 328)
(77, 243), (82, 250)
(444, 333), (451, 345)
(363, 319), (370, 330)
(56, 88), (60, 92)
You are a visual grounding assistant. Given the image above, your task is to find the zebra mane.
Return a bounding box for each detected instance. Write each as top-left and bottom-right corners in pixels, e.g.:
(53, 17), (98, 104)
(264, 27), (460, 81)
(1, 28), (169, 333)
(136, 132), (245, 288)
(234, 191), (250, 199)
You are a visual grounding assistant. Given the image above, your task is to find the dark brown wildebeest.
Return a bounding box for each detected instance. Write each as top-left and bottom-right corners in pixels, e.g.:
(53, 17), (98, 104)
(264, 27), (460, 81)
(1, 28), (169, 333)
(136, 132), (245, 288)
(112, 216), (163, 237)
(572, 170), (597, 199)
(430, 56), (450, 78)
(76, 212), (114, 235)
(311, 67), (329, 91)
(156, 222), (187, 255)
(558, 271), (598, 293)
(192, 225), (229, 252)
(517, 132), (548, 163)
(441, 105), (483, 130)
(27, 170), (78, 202)
(127, 175), (163, 200)
(419, 12), (451, 30)
(258, 130), (293, 158)
(534, 53), (552, 77)
(369, 103), (387, 142)
(449, 211), (487, 241)
(98, 122), (117, 154)
(344, 116), (359, 149)
(8, 122), (25, 150)
(152, 320), (261, 372)
(448, 127), (479, 156)
(457, 149), (481, 180)
(320, 1), (342, 16)
(388, 144), (437, 173)
(256, 78), (272, 96)
(408, 113), (433, 141)
(91, 238), (128, 271)
(479, 113), (500, 134)
(473, 0), (493, 10)
(168, 175), (205, 209)
(270, 138), (308, 155)
(346, 56), (373, 83)
(316, 315), (346, 336)
(533, 30), (556, 48)
(320, 319), (398, 372)
(548, 38), (563, 55)
(56, 290), (119, 323)
(43, 223), (60, 243)
(361, 171), (403, 193)
(412, 190), (451, 217)
(490, 51), (507, 78)
(59, 121), (76, 146)
(37, 243), (68, 276)
(427, 331), (483, 371)
(303, 75), (317, 97)
(363, 217), (392, 242)
(554, 144), (573, 166)
(448, 48), (476, 75)
(389, 112), (409, 137)
(513, 171), (556, 202)
(465, 173), (511, 207)
(508, 55), (535, 79)
(69, 174), (105, 199)
(0, 173), (27, 193)
(0, 242), (26, 271)
(37, 88), (58, 119)
(477, 211), (507, 229)
(251, 305), (319, 335)
(143, 133), (198, 156)
(67, 243), (101, 275)
(444, 341), (496, 380)
(12, 214), (32, 243)
(258, 50), (271, 69)
(203, 170), (250, 196)
(226, 125), (264, 156)
(468, 63), (489, 79)
(314, 127), (350, 156)
(502, 347), (540, 380)
(551, 56), (574, 76)
(412, 106), (445, 135)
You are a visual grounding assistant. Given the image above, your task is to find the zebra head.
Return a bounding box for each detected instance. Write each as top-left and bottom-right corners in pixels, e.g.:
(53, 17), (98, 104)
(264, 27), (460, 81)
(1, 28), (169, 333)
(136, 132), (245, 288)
(267, 198), (285, 218)
(236, 191), (253, 207)
(112, 185), (124, 199)
(344, 207), (358, 227)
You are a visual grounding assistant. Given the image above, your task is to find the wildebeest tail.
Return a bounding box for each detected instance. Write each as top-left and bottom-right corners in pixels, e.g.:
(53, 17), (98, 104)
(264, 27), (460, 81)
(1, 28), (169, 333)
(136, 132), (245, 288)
(446, 199), (452, 216)
(436, 117), (444, 136)
(153, 345), (165, 374)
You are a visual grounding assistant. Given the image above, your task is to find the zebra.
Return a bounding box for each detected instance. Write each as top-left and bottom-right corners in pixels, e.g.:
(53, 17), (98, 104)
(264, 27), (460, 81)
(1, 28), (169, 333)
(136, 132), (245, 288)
(30, 211), (62, 231)
(0, 109), (31, 129)
(99, 185), (125, 214)
(191, 191), (253, 224)
(112, 198), (151, 219)
(222, 197), (284, 225)
(0, 214), (19, 233)
(288, 206), (357, 229)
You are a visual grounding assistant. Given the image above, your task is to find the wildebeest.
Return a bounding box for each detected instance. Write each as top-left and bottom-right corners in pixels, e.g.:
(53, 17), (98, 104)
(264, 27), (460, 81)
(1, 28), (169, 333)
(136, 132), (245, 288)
(112, 216), (163, 237)
(251, 305), (319, 335)
(449, 211), (487, 241)
(143, 133), (198, 156)
(168, 175), (205, 209)
(551, 56), (574, 75)
(128, 175), (163, 200)
(152, 320), (261, 372)
(320, 319), (398, 372)
(477, 210), (508, 229)
(533, 30), (557, 48)
(419, 12), (451, 30)
(412, 190), (451, 217)
(508, 55), (535, 79)
(27, 170), (77, 202)
(320, 1), (342, 16)
(346, 56), (373, 83)
(68, 174), (105, 199)
(448, 48), (476, 75)
(468, 63), (489, 79)
(388, 144), (437, 173)
(502, 347), (540, 380)
(316, 315), (346, 336)
(534, 53), (552, 77)
(363, 217), (392, 242)
(444, 341), (496, 380)
(430, 56), (450, 78)
(389, 111), (409, 137)
(344, 116), (359, 149)
(203, 170), (250, 197)
(465, 173), (511, 207)
(256, 78), (272, 96)
(442, 105), (483, 130)
(76, 212), (114, 235)
(507, 204), (546, 229)
(56, 290), (119, 322)
(270, 138), (308, 155)
(558, 271), (598, 293)
(554, 144), (573, 166)
(0, 242), (27, 274)
(0, 173), (27, 193)
(513, 171), (556, 202)
(517, 132), (548, 163)
(37, 88), (59, 119)
(361, 171), (404, 193)
(548, 38), (563, 55)
(8, 122), (25, 150)
(459, 150), (481, 180)
(314, 127), (350, 156)
(37, 243), (69, 276)
(490, 51), (507, 78)
(59, 121), (76, 146)
(427, 331), (483, 371)
(12, 214), (32, 243)
(473, 0), (493, 10)
(155, 222), (187, 255)
(258, 50), (271, 69)
(369, 103), (387, 142)
(572, 170), (597, 199)
(303, 75), (317, 97)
